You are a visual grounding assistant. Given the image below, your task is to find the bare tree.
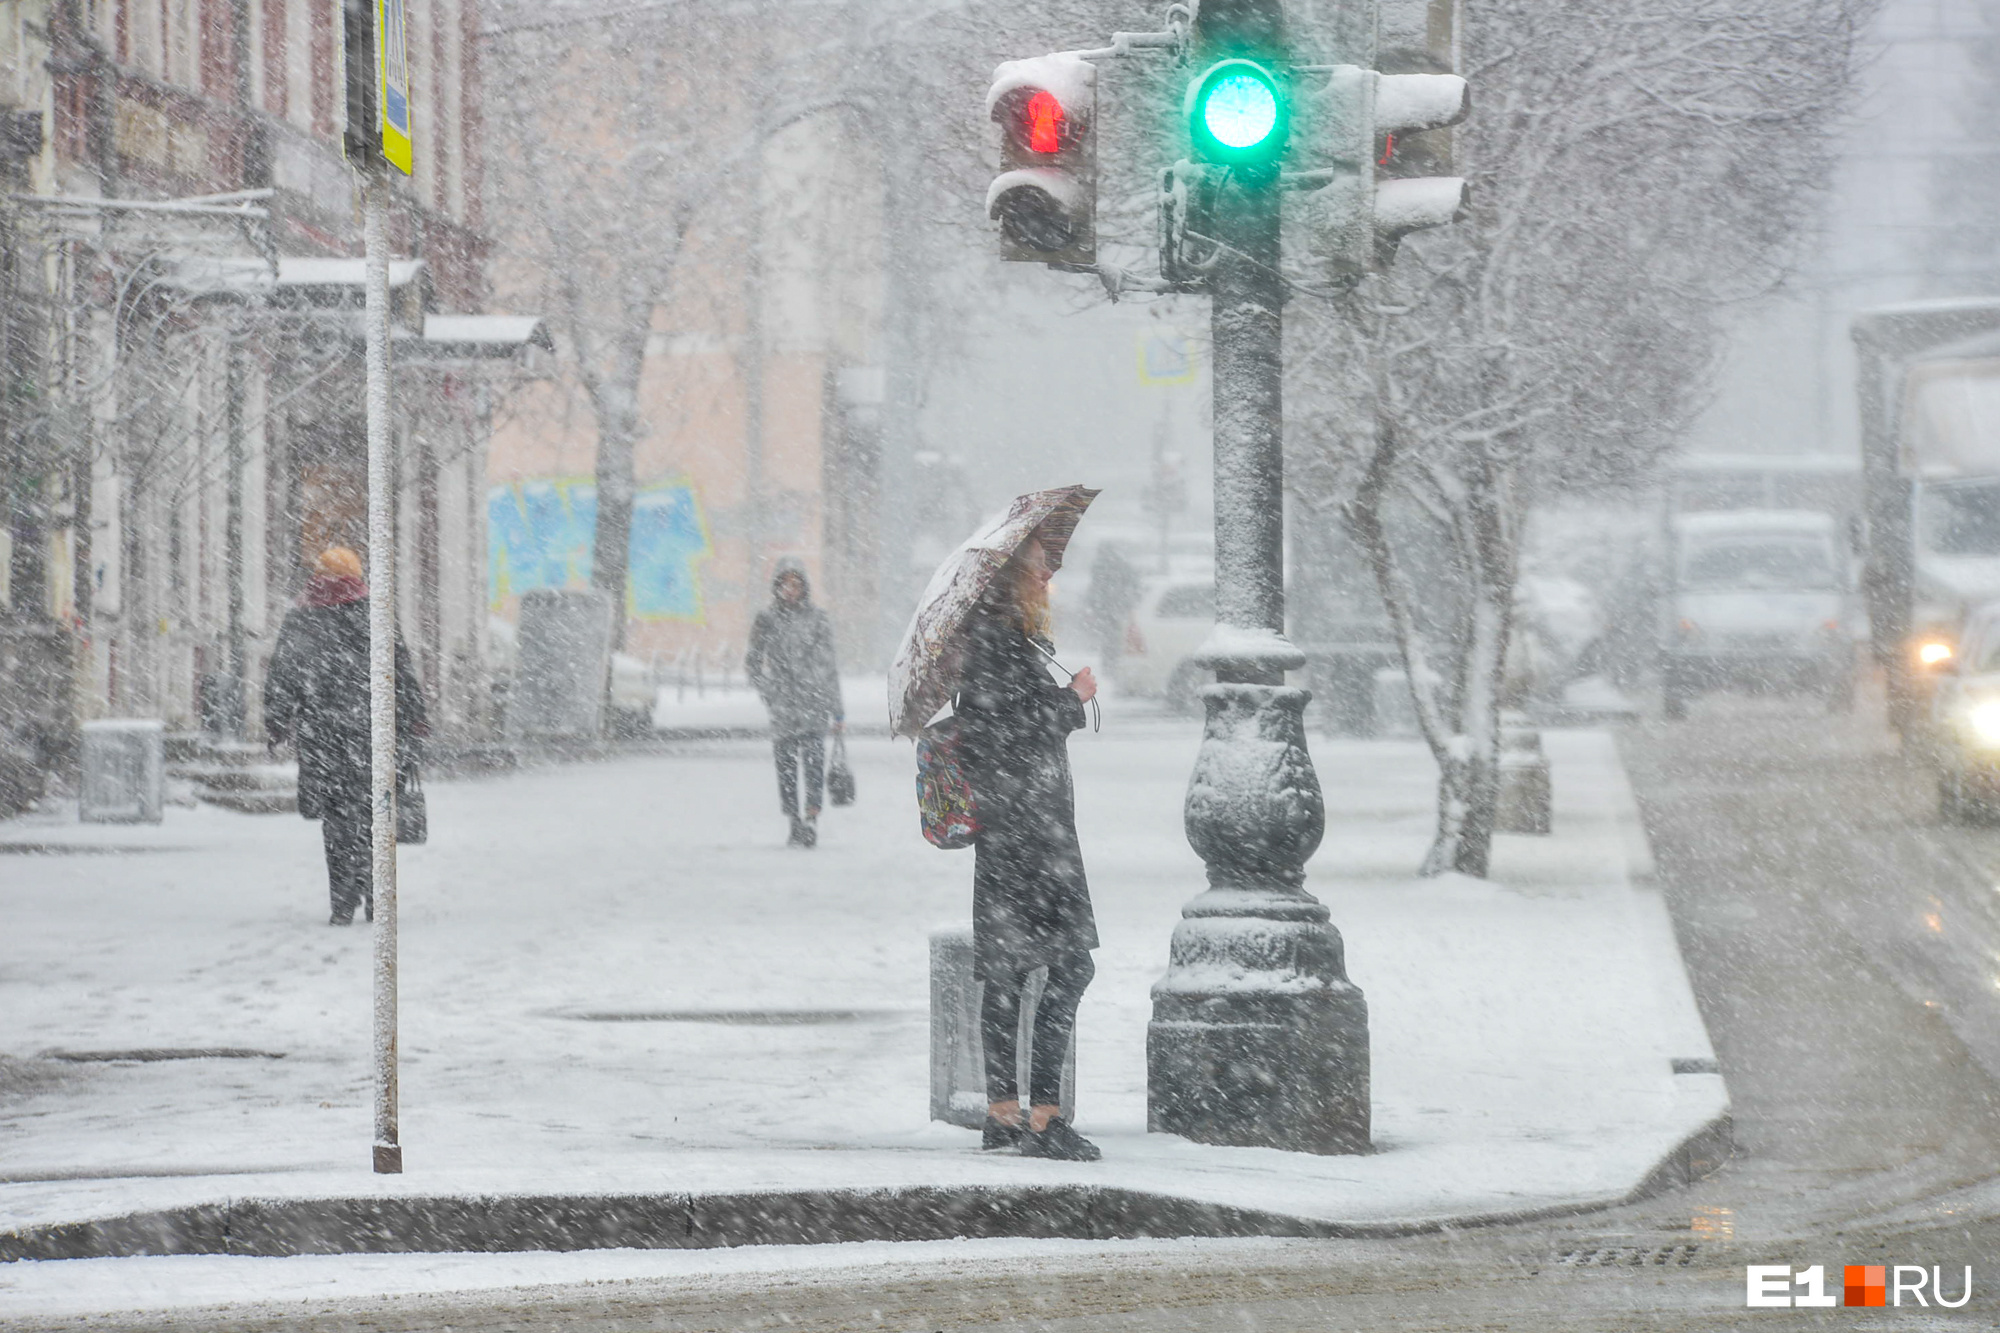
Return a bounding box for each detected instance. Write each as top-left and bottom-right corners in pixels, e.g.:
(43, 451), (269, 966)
(1292, 0), (1876, 876)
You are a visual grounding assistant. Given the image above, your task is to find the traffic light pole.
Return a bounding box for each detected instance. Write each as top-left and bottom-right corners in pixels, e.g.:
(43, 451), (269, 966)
(1144, 7), (1370, 1156)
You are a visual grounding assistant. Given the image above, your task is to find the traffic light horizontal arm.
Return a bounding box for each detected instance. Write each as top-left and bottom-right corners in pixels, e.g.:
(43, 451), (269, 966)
(1064, 27), (1185, 61)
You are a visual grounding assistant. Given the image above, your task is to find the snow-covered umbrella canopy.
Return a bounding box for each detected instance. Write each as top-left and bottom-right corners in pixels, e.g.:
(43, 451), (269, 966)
(888, 485), (1100, 737)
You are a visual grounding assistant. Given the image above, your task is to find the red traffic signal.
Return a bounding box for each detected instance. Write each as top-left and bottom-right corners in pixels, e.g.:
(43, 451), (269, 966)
(1025, 90), (1064, 154)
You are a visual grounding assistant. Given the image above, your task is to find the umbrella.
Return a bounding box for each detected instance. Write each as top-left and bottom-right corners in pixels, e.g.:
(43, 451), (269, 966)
(888, 484), (1100, 737)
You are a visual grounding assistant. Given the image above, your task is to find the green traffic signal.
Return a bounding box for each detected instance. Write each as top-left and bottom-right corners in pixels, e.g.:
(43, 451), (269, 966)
(1186, 59), (1287, 165)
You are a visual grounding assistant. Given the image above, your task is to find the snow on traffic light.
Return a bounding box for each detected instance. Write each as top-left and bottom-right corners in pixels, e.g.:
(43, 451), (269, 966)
(986, 54), (1096, 265)
(1303, 67), (1471, 278)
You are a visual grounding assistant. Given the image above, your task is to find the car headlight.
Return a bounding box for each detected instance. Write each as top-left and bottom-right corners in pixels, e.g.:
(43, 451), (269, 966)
(1969, 699), (2000, 746)
(1918, 638), (1955, 669)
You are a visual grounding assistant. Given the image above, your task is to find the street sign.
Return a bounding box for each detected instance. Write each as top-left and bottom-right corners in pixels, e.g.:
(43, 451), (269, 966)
(377, 0), (412, 175)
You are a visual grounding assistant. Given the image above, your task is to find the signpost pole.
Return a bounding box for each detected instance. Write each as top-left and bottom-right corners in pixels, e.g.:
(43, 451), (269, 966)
(363, 0), (410, 1177)
(365, 160), (400, 1176)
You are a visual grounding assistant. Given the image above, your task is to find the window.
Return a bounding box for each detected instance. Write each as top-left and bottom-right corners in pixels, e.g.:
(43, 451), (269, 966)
(1919, 481), (2000, 558)
(1680, 538), (1836, 592)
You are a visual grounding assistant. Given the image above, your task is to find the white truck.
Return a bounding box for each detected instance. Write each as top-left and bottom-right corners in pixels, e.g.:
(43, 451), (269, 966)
(1853, 300), (2000, 736)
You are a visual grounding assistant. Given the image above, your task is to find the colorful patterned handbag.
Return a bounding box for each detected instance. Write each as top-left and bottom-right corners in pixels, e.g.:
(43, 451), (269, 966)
(915, 717), (979, 849)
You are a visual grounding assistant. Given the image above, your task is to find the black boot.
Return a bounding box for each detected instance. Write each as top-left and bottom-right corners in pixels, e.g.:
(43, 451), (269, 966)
(981, 1116), (1023, 1151)
(1021, 1117), (1101, 1161)
(787, 815), (805, 846)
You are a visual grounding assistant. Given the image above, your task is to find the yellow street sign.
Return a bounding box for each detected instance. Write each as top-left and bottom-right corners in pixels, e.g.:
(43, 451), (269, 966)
(378, 0), (412, 174)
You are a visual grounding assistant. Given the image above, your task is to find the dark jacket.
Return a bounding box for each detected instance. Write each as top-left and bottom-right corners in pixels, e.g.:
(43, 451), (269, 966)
(745, 571), (844, 735)
(264, 578), (428, 820)
(956, 604), (1095, 979)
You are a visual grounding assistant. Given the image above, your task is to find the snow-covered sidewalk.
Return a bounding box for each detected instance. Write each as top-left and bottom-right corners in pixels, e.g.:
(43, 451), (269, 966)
(0, 721), (1723, 1254)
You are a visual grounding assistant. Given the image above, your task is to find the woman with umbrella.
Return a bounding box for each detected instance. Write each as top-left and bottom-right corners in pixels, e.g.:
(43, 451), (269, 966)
(891, 486), (1104, 1161)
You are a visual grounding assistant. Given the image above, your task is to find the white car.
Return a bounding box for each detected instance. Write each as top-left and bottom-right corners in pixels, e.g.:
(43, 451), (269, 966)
(1113, 575), (1215, 711)
(1660, 510), (1857, 719)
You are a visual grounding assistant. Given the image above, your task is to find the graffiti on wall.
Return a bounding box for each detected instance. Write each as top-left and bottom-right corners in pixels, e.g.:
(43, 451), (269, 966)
(488, 477), (713, 621)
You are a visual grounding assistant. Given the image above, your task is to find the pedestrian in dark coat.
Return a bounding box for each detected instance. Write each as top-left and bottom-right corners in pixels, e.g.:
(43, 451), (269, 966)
(264, 547), (428, 925)
(956, 533), (1102, 1161)
(745, 560), (844, 847)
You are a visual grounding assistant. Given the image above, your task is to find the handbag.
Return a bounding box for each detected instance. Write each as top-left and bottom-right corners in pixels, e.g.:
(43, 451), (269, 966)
(827, 733), (856, 807)
(914, 717), (978, 850)
(396, 756), (428, 846)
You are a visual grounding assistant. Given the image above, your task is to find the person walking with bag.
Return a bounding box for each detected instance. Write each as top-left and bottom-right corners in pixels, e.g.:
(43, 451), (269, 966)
(264, 547), (428, 925)
(745, 559), (844, 848)
(956, 533), (1102, 1161)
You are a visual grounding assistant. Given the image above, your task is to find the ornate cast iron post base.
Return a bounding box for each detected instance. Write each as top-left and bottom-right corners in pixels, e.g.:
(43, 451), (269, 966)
(1147, 682), (1371, 1155)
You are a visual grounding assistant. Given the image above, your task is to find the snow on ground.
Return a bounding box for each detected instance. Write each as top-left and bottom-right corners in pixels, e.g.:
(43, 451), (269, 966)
(0, 720), (1721, 1315)
(650, 674), (885, 732)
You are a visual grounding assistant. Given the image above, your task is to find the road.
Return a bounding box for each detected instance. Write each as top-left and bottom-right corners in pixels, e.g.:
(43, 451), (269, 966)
(24, 688), (2000, 1331)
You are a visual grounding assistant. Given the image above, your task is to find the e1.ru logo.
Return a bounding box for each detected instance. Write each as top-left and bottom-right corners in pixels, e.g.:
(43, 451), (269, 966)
(1747, 1265), (1972, 1308)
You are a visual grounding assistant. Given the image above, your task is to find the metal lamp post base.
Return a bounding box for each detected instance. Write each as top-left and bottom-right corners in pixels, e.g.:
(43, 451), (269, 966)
(1146, 681), (1372, 1156)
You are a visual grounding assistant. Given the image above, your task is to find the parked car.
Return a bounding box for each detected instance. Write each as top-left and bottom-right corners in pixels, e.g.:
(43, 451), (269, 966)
(1660, 510), (1857, 719)
(1114, 573), (1215, 712)
(1928, 599), (2000, 821)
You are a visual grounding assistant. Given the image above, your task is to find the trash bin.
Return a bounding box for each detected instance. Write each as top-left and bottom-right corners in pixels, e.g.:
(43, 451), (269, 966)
(79, 719), (165, 824)
(929, 927), (1075, 1128)
(507, 588), (615, 740)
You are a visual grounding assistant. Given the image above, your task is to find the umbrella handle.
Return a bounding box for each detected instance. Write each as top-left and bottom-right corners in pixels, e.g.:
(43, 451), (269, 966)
(1032, 639), (1103, 734)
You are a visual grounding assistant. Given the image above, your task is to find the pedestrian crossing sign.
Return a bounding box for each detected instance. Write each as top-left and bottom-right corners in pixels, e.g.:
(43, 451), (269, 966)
(1138, 330), (1199, 386)
(377, 0), (412, 174)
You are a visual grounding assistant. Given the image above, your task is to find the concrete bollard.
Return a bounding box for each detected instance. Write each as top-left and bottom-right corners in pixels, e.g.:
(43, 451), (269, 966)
(929, 928), (1074, 1129)
(1496, 725), (1551, 835)
(79, 720), (166, 824)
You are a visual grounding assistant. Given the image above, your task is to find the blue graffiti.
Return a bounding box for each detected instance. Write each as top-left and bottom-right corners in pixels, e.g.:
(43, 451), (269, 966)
(488, 478), (712, 621)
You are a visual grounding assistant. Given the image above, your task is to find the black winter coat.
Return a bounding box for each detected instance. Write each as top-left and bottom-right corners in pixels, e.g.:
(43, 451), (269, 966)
(264, 599), (427, 820)
(745, 601), (843, 735)
(956, 606), (1096, 979)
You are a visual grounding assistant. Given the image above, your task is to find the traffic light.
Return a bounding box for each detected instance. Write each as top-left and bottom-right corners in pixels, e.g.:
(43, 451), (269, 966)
(341, 0), (378, 165)
(1303, 67), (1471, 278)
(1186, 58), (1289, 168)
(986, 54), (1096, 265)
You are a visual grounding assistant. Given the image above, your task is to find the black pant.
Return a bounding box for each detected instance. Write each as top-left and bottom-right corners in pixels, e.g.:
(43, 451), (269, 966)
(981, 952), (1095, 1106)
(321, 797), (373, 918)
(773, 732), (825, 818)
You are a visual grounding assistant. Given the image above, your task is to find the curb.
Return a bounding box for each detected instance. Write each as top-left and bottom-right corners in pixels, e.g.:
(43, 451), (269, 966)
(1590, 727), (1734, 1196)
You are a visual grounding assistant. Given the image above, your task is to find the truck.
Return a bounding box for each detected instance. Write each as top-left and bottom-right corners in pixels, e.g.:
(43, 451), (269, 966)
(1853, 298), (2000, 737)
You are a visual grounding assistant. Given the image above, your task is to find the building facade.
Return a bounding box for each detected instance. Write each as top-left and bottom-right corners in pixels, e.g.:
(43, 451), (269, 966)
(479, 2), (886, 680)
(0, 0), (521, 807)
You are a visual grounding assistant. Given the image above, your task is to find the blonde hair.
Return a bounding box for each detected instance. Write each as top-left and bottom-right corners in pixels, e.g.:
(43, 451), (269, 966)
(1007, 557), (1053, 642)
